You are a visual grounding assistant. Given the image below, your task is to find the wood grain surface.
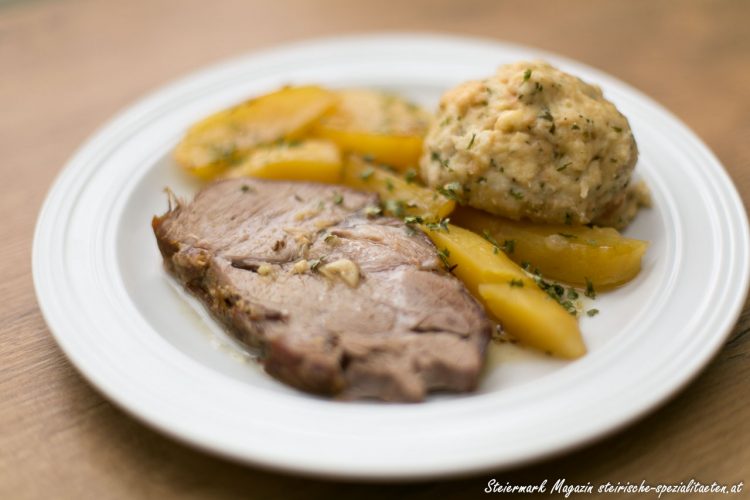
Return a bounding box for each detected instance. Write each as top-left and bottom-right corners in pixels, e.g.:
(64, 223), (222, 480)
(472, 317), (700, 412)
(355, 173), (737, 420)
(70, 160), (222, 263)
(1, 0), (748, 498)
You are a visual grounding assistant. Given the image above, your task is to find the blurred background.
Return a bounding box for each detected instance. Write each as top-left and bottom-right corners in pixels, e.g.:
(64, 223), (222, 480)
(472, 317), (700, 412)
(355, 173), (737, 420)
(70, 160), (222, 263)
(3, 0), (749, 202)
(1, 1), (748, 498)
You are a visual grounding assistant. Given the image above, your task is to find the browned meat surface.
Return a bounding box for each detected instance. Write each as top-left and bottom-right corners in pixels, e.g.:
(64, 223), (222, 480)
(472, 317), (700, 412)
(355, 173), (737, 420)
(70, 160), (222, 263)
(152, 178), (491, 401)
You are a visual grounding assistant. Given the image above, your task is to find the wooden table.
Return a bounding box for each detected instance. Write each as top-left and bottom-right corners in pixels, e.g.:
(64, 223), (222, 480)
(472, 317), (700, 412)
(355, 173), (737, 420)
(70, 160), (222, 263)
(2, 0), (748, 497)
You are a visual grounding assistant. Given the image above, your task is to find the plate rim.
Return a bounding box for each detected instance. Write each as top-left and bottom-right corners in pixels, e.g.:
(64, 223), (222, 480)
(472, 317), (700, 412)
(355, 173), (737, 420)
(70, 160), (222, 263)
(32, 32), (750, 479)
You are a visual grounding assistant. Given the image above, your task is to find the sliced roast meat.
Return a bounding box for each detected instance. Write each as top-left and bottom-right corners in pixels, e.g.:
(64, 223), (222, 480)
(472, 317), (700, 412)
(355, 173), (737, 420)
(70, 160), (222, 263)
(152, 178), (491, 401)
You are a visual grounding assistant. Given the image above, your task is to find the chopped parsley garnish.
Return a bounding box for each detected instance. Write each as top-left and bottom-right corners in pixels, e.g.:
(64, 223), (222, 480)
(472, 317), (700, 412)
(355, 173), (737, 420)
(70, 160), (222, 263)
(524, 266), (581, 316)
(385, 178), (394, 192)
(563, 303), (577, 316)
(584, 278), (597, 299)
(479, 229), (515, 255)
(240, 184), (253, 193)
(384, 199), (406, 218)
(509, 279), (524, 288)
(467, 133), (476, 149)
(539, 109), (554, 121)
(403, 215), (423, 224)
(549, 123), (556, 134)
(612, 126), (623, 133)
(437, 248), (457, 272)
(477, 176), (487, 184)
(509, 188), (524, 200)
(571, 124), (580, 130)
(360, 167), (374, 181)
(482, 229), (501, 254)
(404, 168), (418, 184)
(426, 218), (450, 232)
(587, 309), (600, 317)
(431, 151), (450, 169)
(557, 162), (571, 172)
(490, 158), (505, 172)
(523, 68), (532, 81)
(333, 192), (343, 205)
(564, 212), (573, 225)
(438, 182), (463, 201)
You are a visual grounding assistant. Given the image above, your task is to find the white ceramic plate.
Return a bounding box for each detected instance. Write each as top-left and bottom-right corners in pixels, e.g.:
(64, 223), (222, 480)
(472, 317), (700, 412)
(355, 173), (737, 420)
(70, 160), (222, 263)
(33, 34), (749, 479)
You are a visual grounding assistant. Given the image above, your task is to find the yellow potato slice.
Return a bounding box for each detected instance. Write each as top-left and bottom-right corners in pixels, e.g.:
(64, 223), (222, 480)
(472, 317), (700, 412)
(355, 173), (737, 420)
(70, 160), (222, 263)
(225, 140), (342, 184)
(421, 223), (525, 295)
(313, 89), (431, 170)
(478, 284), (586, 359)
(422, 223), (586, 359)
(342, 156), (454, 221)
(174, 86), (337, 179)
(452, 207), (648, 289)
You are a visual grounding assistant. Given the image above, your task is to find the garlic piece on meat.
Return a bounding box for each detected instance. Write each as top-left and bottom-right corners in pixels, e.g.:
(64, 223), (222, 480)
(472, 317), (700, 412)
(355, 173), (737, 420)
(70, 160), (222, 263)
(257, 263), (274, 276)
(294, 207), (322, 221)
(319, 259), (360, 287)
(313, 218), (339, 230)
(291, 259), (310, 274)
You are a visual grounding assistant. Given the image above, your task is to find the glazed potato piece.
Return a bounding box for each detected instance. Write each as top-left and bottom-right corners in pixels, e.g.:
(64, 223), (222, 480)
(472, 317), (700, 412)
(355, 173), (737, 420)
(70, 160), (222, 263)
(313, 89), (431, 169)
(452, 207), (647, 289)
(174, 86), (337, 179)
(422, 223), (526, 289)
(342, 156), (454, 221)
(422, 223), (586, 359)
(477, 284), (585, 359)
(225, 140), (342, 184)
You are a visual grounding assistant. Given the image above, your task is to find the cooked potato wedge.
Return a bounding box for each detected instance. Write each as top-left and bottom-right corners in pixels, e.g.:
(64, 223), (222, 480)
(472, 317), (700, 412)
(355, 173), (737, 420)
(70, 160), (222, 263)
(342, 156), (454, 221)
(313, 89), (431, 169)
(225, 140), (342, 184)
(477, 284), (586, 359)
(422, 223), (586, 359)
(421, 223), (526, 290)
(174, 86), (337, 179)
(452, 207), (648, 289)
